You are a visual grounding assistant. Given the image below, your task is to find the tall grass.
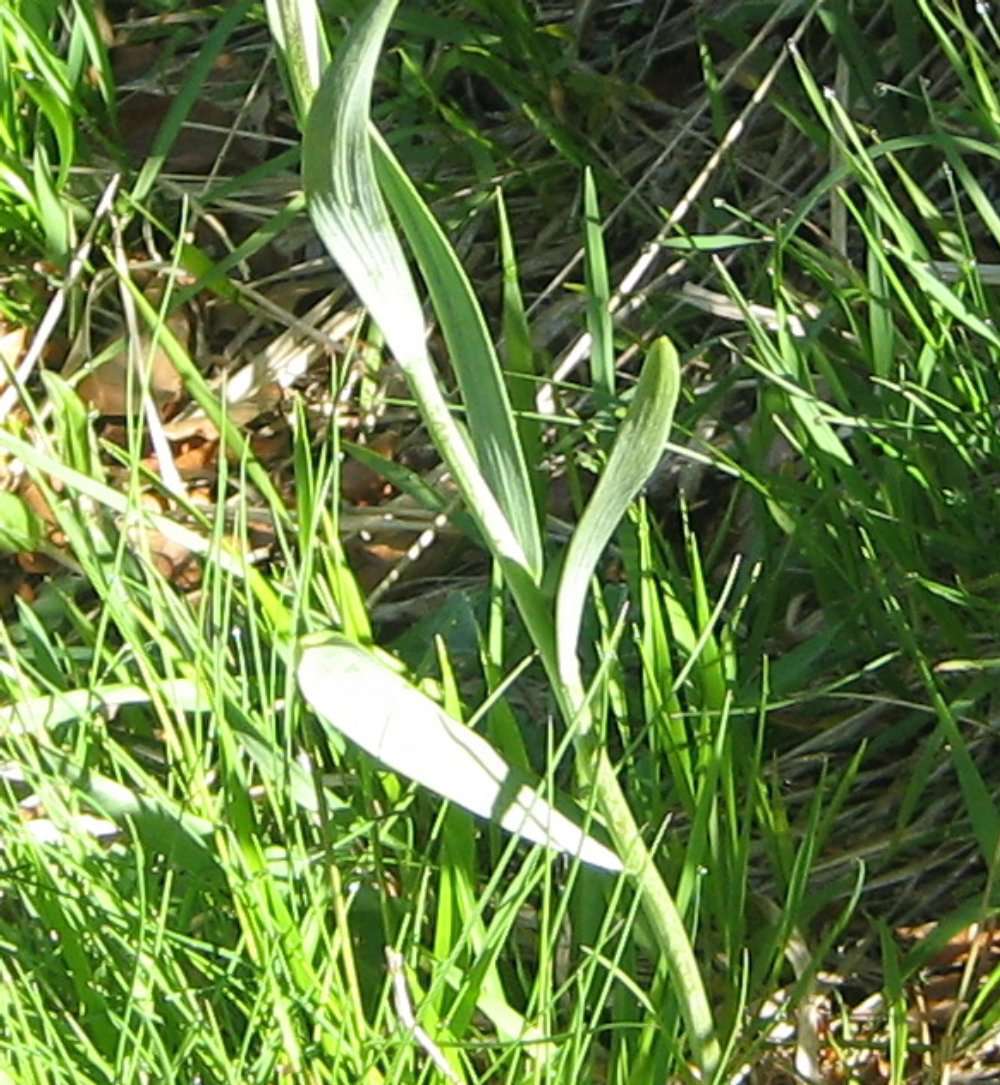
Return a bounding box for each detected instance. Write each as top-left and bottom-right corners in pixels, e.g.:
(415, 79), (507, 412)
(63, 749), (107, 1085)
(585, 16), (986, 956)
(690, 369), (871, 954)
(0, 1), (999, 1083)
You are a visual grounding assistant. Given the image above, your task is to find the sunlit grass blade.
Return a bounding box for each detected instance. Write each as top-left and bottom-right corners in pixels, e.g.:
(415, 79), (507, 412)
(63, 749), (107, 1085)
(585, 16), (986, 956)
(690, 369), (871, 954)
(583, 167), (614, 405)
(496, 188), (543, 496)
(0, 679), (208, 734)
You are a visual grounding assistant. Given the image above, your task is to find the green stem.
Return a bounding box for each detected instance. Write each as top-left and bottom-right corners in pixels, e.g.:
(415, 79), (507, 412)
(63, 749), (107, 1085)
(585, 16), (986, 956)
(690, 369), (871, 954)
(564, 677), (721, 1078)
(510, 575), (720, 1076)
(591, 737), (721, 1076)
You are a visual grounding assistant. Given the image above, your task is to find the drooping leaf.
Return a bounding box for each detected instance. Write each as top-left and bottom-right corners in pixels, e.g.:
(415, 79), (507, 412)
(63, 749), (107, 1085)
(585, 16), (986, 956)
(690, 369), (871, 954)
(374, 136), (543, 580)
(297, 635), (622, 871)
(0, 679), (208, 735)
(300, 0), (539, 579)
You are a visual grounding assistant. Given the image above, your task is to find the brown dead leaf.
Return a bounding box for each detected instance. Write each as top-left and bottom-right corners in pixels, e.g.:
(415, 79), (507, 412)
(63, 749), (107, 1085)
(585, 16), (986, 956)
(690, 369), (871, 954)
(346, 525), (468, 593)
(0, 323), (26, 373)
(163, 380), (284, 442)
(18, 480), (56, 527)
(14, 576), (36, 604)
(78, 304), (191, 415)
(142, 528), (201, 589)
(249, 428), (290, 463)
(342, 431), (400, 505)
(173, 438), (219, 476)
(118, 91), (262, 174)
(16, 552), (58, 576)
(898, 920), (1000, 969)
(109, 42), (158, 83)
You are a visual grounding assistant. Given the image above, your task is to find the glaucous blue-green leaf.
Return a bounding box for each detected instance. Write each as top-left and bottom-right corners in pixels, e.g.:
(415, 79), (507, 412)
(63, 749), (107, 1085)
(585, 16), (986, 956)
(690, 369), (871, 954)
(555, 338), (681, 708)
(373, 135), (543, 581)
(298, 636), (621, 871)
(301, 0), (539, 579)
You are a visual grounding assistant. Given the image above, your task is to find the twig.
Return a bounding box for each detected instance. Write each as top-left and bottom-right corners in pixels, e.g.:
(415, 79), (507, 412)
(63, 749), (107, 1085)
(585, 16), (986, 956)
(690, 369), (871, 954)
(386, 947), (460, 1084)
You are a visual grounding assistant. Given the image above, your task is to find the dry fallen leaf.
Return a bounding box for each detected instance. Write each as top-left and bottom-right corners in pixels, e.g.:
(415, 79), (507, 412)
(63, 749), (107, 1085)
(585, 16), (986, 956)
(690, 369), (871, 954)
(78, 303), (191, 415)
(118, 91), (262, 174)
(0, 323), (26, 374)
(341, 431), (399, 505)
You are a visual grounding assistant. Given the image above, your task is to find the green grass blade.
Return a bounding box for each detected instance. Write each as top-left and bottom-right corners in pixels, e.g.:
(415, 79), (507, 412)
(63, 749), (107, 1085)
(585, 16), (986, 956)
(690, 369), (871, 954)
(0, 679), (208, 734)
(129, 0), (255, 204)
(583, 168), (614, 405)
(496, 188), (543, 486)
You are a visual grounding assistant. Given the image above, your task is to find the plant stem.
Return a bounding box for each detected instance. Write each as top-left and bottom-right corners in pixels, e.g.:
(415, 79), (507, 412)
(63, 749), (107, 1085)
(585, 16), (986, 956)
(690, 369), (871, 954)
(568, 681), (721, 1078)
(515, 578), (721, 1077)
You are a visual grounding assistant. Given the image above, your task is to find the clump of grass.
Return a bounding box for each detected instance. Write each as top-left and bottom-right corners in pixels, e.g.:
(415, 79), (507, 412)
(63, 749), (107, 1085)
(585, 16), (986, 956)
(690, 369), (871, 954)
(2, 1), (1000, 1083)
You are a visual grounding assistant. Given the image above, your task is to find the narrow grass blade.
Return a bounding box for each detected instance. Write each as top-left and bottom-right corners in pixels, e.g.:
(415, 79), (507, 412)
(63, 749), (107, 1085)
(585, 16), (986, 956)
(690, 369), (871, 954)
(129, 0), (254, 204)
(583, 168), (614, 405)
(297, 635), (622, 871)
(879, 921), (909, 1085)
(496, 189), (542, 476)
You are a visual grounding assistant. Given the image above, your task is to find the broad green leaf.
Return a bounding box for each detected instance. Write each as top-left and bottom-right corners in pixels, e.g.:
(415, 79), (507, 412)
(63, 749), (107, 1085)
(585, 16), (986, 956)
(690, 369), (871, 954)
(297, 635), (622, 871)
(555, 337), (680, 701)
(47, 751), (220, 877)
(32, 145), (69, 262)
(374, 136), (543, 580)
(0, 679), (209, 735)
(263, 0), (329, 121)
(301, 0), (538, 579)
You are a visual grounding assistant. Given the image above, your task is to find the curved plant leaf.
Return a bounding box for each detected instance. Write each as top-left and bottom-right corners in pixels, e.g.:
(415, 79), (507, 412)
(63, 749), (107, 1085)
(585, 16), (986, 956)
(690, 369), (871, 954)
(263, 0), (329, 122)
(0, 679), (208, 735)
(297, 635), (622, 871)
(373, 134), (544, 581)
(301, 0), (539, 578)
(555, 337), (681, 710)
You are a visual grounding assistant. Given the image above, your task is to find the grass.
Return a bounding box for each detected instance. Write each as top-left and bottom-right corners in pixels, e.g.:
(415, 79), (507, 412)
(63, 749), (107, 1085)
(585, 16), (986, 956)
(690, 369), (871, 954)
(1, 0), (1000, 1081)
